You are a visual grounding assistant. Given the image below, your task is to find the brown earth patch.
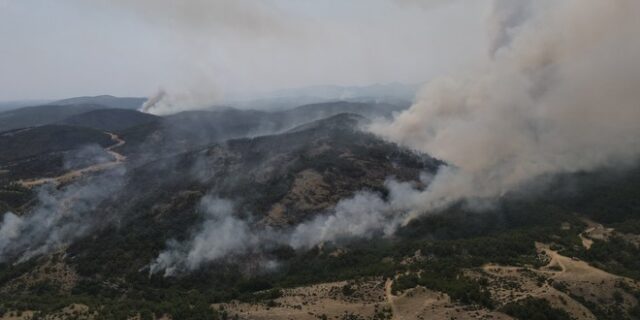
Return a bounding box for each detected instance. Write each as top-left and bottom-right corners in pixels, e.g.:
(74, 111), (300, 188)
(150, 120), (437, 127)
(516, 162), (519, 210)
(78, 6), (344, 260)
(215, 280), (390, 320)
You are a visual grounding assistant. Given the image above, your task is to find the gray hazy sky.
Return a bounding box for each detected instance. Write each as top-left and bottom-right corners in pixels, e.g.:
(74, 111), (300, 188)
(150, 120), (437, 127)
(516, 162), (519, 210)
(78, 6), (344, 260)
(0, 0), (491, 101)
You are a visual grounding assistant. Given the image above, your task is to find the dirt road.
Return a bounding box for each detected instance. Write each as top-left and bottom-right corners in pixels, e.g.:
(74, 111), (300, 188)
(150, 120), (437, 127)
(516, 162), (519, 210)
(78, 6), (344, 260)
(18, 132), (126, 188)
(384, 278), (398, 319)
(579, 218), (614, 250)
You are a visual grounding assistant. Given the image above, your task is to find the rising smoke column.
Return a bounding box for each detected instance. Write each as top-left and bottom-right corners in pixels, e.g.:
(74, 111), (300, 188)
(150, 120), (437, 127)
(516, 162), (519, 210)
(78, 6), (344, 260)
(370, 0), (640, 215)
(150, 196), (262, 276)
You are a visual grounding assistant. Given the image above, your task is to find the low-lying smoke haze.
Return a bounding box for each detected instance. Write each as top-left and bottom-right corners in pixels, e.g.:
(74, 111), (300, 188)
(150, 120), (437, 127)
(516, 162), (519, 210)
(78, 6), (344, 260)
(0, 168), (126, 263)
(150, 180), (422, 275)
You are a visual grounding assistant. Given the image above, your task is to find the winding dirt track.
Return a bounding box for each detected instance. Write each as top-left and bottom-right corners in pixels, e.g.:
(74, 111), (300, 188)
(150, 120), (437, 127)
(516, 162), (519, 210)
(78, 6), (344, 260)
(18, 132), (126, 188)
(384, 278), (398, 319)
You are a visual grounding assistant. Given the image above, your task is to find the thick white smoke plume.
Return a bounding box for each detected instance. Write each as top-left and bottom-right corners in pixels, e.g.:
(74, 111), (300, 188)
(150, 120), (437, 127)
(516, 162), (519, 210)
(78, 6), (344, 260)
(0, 168), (125, 263)
(371, 0), (640, 213)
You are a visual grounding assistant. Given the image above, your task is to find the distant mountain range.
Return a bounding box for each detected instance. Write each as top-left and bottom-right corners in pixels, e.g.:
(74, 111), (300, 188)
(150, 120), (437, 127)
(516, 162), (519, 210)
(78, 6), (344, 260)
(0, 96), (147, 132)
(47, 95), (147, 110)
(0, 100), (52, 113)
(0, 83), (420, 116)
(227, 83), (420, 109)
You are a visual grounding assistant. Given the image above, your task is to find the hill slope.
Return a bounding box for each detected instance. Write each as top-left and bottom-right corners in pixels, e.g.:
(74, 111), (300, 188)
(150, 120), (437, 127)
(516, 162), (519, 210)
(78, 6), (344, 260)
(0, 104), (108, 132)
(58, 109), (160, 132)
(0, 95), (148, 132)
(116, 101), (406, 160)
(0, 125), (114, 184)
(49, 95), (146, 110)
